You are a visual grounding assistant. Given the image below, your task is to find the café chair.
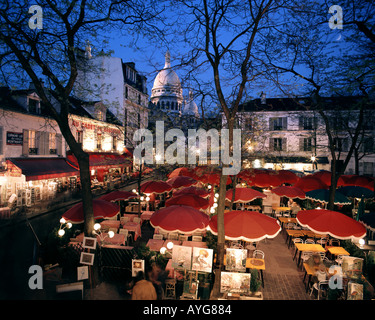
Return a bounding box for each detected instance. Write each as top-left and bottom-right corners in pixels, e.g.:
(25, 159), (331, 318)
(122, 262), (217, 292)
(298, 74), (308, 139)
(316, 237), (328, 248)
(310, 280), (329, 300)
(153, 234), (164, 240)
(328, 239), (340, 247)
(179, 235), (189, 242)
(119, 228), (132, 245)
(168, 233), (179, 240)
(300, 251), (313, 267)
(252, 249), (265, 259)
(304, 239), (315, 244)
(192, 235), (203, 242)
(133, 217), (141, 224)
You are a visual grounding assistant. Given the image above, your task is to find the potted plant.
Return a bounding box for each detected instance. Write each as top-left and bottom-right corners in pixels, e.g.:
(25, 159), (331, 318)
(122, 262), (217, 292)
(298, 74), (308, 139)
(249, 269), (263, 299)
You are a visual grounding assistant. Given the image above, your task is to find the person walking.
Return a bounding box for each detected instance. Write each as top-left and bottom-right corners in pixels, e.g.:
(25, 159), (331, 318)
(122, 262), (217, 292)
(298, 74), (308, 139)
(131, 271), (157, 300)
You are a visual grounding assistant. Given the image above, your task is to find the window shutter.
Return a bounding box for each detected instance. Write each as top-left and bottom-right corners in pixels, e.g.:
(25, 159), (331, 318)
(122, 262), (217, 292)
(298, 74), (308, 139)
(269, 119), (273, 131)
(56, 134), (62, 155)
(299, 117), (304, 130)
(284, 117), (288, 129)
(269, 138), (274, 151)
(299, 138), (305, 151)
(282, 138), (287, 151)
(22, 129), (29, 156)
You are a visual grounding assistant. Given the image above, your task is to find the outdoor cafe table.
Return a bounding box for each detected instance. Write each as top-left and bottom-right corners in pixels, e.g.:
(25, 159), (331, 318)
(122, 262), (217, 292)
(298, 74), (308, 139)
(326, 246), (350, 258)
(121, 221), (141, 241)
(278, 217), (297, 229)
(100, 220), (121, 230)
(293, 243), (326, 267)
(285, 229), (328, 248)
(98, 233), (126, 246)
(146, 239), (164, 251)
(141, 211), (154, 223)
(123, 213), (138, 222)
(182, 240), (208, 248)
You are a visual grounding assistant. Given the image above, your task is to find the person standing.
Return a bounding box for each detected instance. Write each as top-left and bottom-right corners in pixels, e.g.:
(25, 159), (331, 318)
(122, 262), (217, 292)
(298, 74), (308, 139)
(131, 271), (157, 300)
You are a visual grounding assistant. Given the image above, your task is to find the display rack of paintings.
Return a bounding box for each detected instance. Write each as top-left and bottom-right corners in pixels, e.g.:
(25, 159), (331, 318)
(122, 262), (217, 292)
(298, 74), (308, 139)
(132, 259), (145, 277)
(225, 248), (247, 272)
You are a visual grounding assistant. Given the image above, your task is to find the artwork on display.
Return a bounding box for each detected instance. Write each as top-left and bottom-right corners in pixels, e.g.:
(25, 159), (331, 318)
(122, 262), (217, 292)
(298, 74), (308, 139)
(82, 237), (97, 250)
(220, 272), (251, 294)
(191, 247), (213, 273)
(77, 266), (89, 280)
(341, 256), (364, 280)
(79, 252), (95, 266)
(171, 245), (192, 270)
(182, 279), (199, 300)
(225, 248), (247, 272)
(132, 259), (145, 277)
(347, 282), (364, 300)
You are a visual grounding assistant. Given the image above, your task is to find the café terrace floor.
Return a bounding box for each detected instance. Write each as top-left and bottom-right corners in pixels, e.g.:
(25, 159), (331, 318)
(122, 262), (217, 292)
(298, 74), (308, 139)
(84, 223), (312, 300)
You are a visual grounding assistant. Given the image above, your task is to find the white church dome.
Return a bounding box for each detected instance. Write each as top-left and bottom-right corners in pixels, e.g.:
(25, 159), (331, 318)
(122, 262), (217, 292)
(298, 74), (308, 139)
(183, 90), (200, 117)
(151, 51), (182, 99)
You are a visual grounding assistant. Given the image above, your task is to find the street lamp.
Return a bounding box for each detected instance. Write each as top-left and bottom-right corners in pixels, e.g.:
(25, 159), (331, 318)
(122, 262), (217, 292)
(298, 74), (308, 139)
(57, 218), (72, 237)
(311, 155), (317, 171)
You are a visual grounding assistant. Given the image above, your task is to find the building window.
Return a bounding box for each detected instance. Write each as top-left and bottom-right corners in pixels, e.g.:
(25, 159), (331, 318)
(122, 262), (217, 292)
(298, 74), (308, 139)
(28, 130), (37, 154)
(363, 162), (374, 176)
(49, 132), (57, 154)
(97, 133), (102, 150)
(334, 137), (348, 152)
(300, 137), (313, 152)
(28, 98), (40, 114)
(112, 136), (117, 151)
(270, 117), (287, 131)
(363, 137), (374, 153)
(270, 138), (286, 151)
(299, 117), (314, 130)
(244, 118), (252, 130)
(76, 130), (83, 145)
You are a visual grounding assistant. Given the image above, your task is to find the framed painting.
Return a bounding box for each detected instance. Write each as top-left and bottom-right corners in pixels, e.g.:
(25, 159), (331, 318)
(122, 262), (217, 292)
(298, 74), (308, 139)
(220, 272), (251, 294)
(171, 245), (192, 270)
(225, 248), (247, 272)
(191, 247), (213, 273)
(82, 237), (97, 250)
(80, 252), (95, 266)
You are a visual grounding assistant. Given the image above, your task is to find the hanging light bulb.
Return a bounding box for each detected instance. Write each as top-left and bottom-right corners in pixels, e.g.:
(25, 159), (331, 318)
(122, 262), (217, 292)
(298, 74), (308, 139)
(167, 241), (174, 250)
(60, 218), (66, 224)
(160, 247), (167, 254)
(108, 230), (115, 238)
(94, 223), (101, 231)
(58, 229), (65, 237)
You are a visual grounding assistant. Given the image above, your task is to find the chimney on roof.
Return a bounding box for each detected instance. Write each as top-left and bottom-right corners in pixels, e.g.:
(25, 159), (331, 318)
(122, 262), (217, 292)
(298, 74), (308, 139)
(260, 92), (266, 104)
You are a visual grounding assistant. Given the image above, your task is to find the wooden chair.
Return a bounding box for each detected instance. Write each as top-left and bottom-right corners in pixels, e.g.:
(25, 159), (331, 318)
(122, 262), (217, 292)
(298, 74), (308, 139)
(153, 234), (164, 240)
(192, 235), (202, 242)
(252, 249), (265, 259)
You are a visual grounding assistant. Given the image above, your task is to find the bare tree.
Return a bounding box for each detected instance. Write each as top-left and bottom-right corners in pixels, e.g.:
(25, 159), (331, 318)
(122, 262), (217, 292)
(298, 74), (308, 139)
(165, 0), (296, 298)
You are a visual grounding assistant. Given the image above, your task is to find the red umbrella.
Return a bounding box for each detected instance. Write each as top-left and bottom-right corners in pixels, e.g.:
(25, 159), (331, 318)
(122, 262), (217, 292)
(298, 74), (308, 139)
(173, 186), (210, 198)
(208, 210), (281, 242)
(293, 176), (328, 192)
(340, 175), (374, 191)
(140, 180), (172, 194)
(296, 209), (367, 241)
(150, 205), (209, 233)
(165, 194), (210, 210)
(199, 173), (231, 186)
(62, 200), (120, 224)
(168, 167), (195, 178)
(225, 188), (266, 203)
(166, 176), (198, 189)
(275, 170), (299, 184)
(99, 190), (137, 202)
(247, 172), (282, 188)
(271, 186), (306, 199)
(311, 171), (332, 186)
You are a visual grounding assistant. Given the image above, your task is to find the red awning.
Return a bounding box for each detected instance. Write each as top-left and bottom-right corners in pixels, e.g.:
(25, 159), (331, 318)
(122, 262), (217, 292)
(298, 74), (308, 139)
(8, 158), (79, 181)
(66, 152), (132, 170)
